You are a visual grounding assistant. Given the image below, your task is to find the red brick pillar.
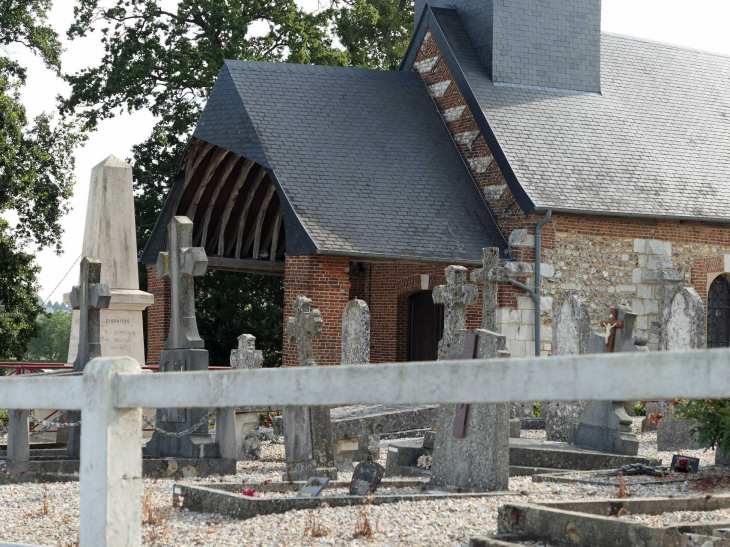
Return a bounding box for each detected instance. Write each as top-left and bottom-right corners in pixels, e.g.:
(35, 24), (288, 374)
(146, 263), (170, 366)
(283, 255), (351, 366)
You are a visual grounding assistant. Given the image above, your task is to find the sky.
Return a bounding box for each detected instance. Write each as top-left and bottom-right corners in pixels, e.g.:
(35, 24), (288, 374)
(8, 0), (730, 303)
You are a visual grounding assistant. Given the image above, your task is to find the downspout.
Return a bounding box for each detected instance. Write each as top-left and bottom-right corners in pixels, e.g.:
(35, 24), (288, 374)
(506, 210), (552, 357)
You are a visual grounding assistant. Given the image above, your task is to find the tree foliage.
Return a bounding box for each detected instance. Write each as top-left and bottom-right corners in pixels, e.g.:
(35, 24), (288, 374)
(62, 0), (411, 362)
(0, 1), (82, 358)
(24, 308), (71, 362)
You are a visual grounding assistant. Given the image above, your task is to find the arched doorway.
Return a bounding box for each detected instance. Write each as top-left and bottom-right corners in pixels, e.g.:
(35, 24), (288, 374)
(708, 275), (730, 348)
(407, 291), (444, 361)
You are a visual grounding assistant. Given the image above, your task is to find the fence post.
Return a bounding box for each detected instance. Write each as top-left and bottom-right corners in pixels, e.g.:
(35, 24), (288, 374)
(6, 410), (30, 462)
(80, 357), (142, 547)
(215, 407), (237, 460)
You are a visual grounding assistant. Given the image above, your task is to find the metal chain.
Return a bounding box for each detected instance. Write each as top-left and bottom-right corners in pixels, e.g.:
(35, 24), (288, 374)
(141, 409), (214, 438)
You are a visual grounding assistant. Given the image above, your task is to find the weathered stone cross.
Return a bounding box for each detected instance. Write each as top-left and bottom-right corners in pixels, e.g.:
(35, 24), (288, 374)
(433, 265), (479, 360)
(286, 296), (323, 366)
(469, 247), (500, 331)
(230, 334), (263, 369)
(156, 216), (208, 350)
(70, 257), (111, 371)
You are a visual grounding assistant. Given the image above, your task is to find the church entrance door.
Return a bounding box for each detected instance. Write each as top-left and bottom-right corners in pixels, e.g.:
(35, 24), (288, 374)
(708, 275), (730, 348)
(407, 291), (444, 361)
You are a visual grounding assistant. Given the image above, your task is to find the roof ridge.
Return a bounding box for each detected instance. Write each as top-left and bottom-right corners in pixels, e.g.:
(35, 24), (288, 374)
(601, 32), (730, 61)
(223, 59), (409, 78)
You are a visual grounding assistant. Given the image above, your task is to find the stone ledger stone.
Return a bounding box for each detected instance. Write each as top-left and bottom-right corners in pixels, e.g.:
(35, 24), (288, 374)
(544, 292), (591, 442)
(65, 156), (153, 366)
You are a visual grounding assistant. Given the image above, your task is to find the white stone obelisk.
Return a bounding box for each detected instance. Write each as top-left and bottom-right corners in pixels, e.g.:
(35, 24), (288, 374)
(65, 156), (153, 366)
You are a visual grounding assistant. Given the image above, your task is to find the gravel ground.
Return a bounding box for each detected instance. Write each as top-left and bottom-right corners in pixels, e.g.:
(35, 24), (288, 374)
(1, 423), (728, 547)
(622, 507), (730, 527)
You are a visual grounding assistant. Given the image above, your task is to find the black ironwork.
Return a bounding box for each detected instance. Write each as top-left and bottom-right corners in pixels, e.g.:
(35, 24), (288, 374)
(708, 275), (730, 348)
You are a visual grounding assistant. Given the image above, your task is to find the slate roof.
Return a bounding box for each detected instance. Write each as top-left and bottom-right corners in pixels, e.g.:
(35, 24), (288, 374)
(411, 6), (730, 221)
(189, 61), (507, 263)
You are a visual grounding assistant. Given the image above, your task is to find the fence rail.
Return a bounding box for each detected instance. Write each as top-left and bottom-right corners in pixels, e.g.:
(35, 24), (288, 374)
(0, 348), (729, 547)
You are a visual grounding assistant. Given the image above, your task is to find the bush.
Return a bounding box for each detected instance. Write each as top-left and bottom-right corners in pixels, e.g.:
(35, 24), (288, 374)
(634, 402), (646, 416)
(674, 399), (730, 455)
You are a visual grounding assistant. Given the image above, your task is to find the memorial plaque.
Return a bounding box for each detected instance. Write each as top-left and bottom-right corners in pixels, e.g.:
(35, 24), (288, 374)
(350, 461), (385, 495)
(670, 455), (700, 474)
(297, 477), (329, 498)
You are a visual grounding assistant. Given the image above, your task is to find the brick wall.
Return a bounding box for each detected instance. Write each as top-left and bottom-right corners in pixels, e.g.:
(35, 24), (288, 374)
(283, 255), (351, 367)
(146, 263), (170, 366)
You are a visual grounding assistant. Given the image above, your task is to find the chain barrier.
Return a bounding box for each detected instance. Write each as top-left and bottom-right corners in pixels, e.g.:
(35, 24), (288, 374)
(142, 409), (214, 438)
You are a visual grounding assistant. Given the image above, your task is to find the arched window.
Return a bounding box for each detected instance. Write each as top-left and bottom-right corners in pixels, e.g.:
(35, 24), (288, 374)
(708, 275), (730, 348)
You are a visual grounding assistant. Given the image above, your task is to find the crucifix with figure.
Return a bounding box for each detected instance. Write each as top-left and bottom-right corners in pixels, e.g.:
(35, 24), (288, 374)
(282, 296), (337, 480)
(67, 257), (111, 458)
(600, 307), (624, 353)
(146, 215), (218, 460)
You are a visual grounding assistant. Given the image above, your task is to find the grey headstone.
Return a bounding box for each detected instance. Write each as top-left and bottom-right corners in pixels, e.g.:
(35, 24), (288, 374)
(297, 477), (329, 497)
(432, 266), (478, 359)
(544, 292), (592, 442)
(146, 217), (217, 459)
(283, 296), (337, 480)
(572, 306), (643, 455)
(429, 329), (510, 491)
(509, 418), (521, 439)
(657, 286), (705, 450)
(342, 299), (370, 365)
(67, 257), (111, 458)
(350, 461), (385, 495)
(230, 334), (263, 369)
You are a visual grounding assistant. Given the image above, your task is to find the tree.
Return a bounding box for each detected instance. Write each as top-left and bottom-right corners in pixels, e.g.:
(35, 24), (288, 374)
(24, 308), (71, 362)
(62, 0), (410, 363)
(0, 0), (83, 358)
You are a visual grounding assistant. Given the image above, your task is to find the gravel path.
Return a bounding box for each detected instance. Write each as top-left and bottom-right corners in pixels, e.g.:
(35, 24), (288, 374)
(1, 425), (727, 547)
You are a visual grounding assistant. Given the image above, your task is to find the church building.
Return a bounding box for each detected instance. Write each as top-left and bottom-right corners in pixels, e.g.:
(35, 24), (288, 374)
(141, 0), (730, 367)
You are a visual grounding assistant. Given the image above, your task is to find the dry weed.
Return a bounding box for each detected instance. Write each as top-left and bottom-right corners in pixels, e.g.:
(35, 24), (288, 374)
(40, 484), (51, 516)
(303, 509), (329, 538)
(616, 472), (631, 499)
(353, 493), (375, 539)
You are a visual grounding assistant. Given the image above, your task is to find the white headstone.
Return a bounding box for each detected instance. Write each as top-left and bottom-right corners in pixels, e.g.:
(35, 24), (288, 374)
(65, 156), (153, 366)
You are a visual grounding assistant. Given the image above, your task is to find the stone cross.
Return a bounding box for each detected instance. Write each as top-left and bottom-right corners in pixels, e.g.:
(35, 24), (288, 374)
(156, 216), (207, 349)
(230, 334), (263, 369)
(341, 299), (370, 365)
(470, 248), (500, 331)
(433, 266), (478, 359)
(286, 296), (323, 366)
(70, 257), (111, 371)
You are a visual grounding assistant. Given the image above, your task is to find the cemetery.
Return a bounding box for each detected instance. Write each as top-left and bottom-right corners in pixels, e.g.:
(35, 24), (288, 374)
(3, 0), (730, 546)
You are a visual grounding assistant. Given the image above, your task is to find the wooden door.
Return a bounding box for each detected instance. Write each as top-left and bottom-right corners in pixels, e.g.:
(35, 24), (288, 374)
(408, 291), (444, 361)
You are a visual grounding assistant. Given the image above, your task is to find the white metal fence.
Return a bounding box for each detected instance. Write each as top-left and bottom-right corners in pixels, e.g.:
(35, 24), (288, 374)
(2, 348), (730, 547)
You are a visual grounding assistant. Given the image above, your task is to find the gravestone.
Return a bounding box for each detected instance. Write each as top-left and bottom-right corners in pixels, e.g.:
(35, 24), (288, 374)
(283, 296), (337, 480)
(230, 334), (263, 369)
(335, 299), (377, 469)
(572, 306), (644, 455)
(350, 461), (385, 495)
(657, 285), (705, 450)
(430, 255), (510, 491)
(146, 216), (218, 459)
(64, 156), (153, 366)
(67, 257), (112, 458)
(341, 299), (370, 365)
(544, 292), (592, 442)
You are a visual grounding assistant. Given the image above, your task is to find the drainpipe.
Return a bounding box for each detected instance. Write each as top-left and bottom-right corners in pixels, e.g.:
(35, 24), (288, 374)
(506, 210), (552, 357)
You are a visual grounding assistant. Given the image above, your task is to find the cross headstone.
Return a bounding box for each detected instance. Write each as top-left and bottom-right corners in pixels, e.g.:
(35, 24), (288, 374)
(70, 258), (112, 371)
(470, 247), (500, 331)
(230, 334), (263, 369)
(67, 257), (111, 458)
(544, 292), (592, 442)
(430, 261), (510, 491)
(432, 265), (478, 359)
(572, 305), (645, 455)
(146, 216), (218, 460)
(282, 296), (337, 480)
(156, 216), (207, 349)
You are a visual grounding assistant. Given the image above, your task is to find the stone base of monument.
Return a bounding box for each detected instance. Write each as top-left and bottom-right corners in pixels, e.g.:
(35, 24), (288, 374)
(0, 456), (236, 484)
(470, 494), (730, 547)
(175, 478), (508, 520)
(281, 461), (338, 481)
(384, 437), (652, 481)
(572, 401), (640, 455)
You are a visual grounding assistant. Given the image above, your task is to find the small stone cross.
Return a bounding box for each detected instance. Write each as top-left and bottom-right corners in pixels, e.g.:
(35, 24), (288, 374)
(70, 257), (111, 371)
(230, 334), (263, 369)
(470, 248), (500, 331)
(286, 296), (323, 366)
(433, 266), (479, 360)
(156, 216), (208, 349)
(600, 307), (624, 353)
